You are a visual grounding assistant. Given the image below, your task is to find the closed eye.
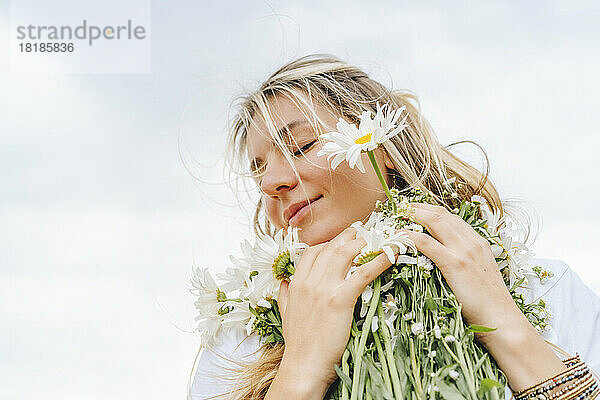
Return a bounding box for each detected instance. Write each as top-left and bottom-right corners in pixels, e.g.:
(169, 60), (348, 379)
(293, 140), (317, 157)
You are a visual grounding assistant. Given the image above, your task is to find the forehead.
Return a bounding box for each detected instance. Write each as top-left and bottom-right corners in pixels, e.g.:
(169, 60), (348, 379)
(246, 93), (339, 157)
(247, 95), (309, 149)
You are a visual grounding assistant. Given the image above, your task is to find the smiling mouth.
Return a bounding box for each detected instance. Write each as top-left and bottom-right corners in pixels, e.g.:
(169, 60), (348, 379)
(288, 195), (322, 226)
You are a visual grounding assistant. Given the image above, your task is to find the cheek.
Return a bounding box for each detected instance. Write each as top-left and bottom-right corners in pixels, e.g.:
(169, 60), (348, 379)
(297, 149), (334, 184)
(328, 158), (386, 208)
(303, 148), (380, 199)
(263, 197), (282, 227)
(331, 159), (377, 191)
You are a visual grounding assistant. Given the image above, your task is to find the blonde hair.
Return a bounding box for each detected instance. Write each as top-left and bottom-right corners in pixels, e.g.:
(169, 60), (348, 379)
(192, 53), (535, 399)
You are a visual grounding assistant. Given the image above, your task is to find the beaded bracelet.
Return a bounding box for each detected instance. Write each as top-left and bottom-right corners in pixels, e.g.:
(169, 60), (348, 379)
(554, 374), (595, 399)
(515, 356), (586, 399)
(515, 364), (589, 399)
(514, 355), (598, 400)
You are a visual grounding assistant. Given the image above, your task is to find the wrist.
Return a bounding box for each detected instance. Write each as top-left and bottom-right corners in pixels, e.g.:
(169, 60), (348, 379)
(476, 314), (565, 392)
(266, 352), (331, 399)
(474, 310), (533, 350)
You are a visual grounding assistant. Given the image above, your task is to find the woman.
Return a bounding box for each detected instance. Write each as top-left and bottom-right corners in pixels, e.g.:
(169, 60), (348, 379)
(190, 54), (600, 399)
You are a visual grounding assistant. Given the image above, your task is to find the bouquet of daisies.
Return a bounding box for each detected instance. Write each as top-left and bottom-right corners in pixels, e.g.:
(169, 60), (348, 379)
(191, 103), (553, 400)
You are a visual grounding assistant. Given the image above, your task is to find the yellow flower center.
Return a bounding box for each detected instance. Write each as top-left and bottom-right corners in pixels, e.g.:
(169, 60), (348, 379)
(272, 251), (294, 280)
(356, 250), (383, 266)
(354, 133), (372, 145)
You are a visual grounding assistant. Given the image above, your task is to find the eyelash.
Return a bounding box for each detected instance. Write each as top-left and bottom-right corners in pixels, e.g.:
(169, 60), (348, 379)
(251, 140), (317, 182)
(293, 140), (316, 156)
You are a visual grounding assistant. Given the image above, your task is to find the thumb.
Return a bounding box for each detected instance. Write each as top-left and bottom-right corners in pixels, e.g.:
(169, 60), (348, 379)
(278, 279), (289, 320)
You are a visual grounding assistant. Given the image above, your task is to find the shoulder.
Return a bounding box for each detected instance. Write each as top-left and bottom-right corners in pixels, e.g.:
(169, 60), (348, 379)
(523, 257), (600, 372)
(190, 327), (265, 400)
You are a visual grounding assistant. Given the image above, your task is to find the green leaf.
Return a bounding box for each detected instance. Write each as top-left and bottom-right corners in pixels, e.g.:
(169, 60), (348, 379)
(265, 310), (280, 325)
(509, 277), (526, 293)
(333, 363), (352, 389)
(458, 202), (468, 219)
(439, 304), (455, 314)
(435, 379), (468, 400)
(248, 304), (259, 317)
(424, 296), (438, 311)
(357, 361), (367, 400)
(473, 353), (489, 373)
(264, 333), (276, 343)
(363, 357), (394, 399)
(477, 378), (503, 397)
(465, 324), (497, 334)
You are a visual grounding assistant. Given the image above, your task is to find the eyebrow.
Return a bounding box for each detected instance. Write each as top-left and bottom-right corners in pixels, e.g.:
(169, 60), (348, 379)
(249, 119), (312, 172)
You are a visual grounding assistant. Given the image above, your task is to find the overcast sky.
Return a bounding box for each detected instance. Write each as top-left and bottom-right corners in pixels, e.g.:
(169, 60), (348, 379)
(2, 1), (599, 399)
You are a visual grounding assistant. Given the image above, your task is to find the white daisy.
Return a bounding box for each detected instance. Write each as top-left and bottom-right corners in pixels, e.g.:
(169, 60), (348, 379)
(411, 321), (425, 336)
(241, 269), (278, 309)
(194, 314), (223, 347)
(383, 294), (400, 343)
(449, 370), (460, 380)
(190, 267), (226, 346)
(444, 335), (456, 343)
(358, 283), (374, 318)
(427, 384), (440, 394)
(317, 102), (408, 173)
(351, 216), (417, 265)
(221, 299), (256, 336)
(417, 255), (434, 272)
(191, 266), (224, 316)
(241, 226), (308, 305)
(350, 216), (416, 318)
(217, 255), (252, 293)
(371, 293), (399, 335)
(472, 194), (505, 236)
(494, 223), (536, 287)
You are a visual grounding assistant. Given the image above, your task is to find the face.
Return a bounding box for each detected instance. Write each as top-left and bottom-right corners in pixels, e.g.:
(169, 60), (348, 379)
(246, 93), (394, 246)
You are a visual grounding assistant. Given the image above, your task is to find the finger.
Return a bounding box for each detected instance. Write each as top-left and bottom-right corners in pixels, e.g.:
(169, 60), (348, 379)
(278, 279), (288, 320)
(409, 202), (470, 248)
(292, 243), (326, 282)
(319, 237), (367, 282)
(340, 251), (394, 301)
(304, 226), (359, 283)
(327, 226), (358, 248)
(401, 229), (454, 274)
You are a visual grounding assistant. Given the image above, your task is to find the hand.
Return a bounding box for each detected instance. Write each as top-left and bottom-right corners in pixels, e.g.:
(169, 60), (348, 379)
(276, 226), (397, 389)
(400, 202), (522, 333)
(400, 202), (565, 391)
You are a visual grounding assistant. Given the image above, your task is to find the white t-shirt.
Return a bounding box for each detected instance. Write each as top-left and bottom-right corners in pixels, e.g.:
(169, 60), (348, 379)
(190, 258), (600, 399)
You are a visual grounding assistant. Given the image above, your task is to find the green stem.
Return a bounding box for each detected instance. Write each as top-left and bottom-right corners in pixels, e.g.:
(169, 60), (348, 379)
(409, 337), (424, 399)
(441, 338), (461, 364)
(351, 277), (382, 400)
(483, 358), (502, 400)
(452, 304), (478, 400)
(373, 331), (393, 396)
(342, 348), (350, 400)
(377, 299), (403, 400)
(367, 150), (396, 213)
(454, 339), (478, 400)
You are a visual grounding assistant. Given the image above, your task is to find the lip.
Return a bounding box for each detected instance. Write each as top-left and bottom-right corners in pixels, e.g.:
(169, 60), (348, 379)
(284, 195), (323, 226)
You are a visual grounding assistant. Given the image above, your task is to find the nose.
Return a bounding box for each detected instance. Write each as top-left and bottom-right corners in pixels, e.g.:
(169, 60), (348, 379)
(260, 152), (298, 197)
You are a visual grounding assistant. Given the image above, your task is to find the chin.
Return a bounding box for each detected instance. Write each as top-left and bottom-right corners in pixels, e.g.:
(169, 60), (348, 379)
(298, 222), (346, 246)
